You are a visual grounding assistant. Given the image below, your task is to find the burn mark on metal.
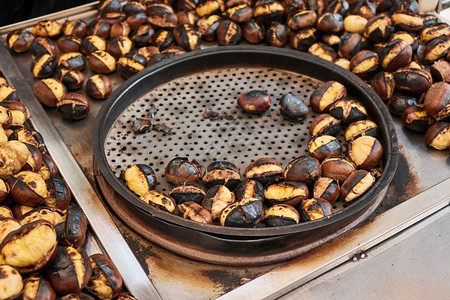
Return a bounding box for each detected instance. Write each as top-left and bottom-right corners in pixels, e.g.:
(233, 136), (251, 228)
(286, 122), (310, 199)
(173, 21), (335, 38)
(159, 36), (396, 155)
(202, 269), (268, 294)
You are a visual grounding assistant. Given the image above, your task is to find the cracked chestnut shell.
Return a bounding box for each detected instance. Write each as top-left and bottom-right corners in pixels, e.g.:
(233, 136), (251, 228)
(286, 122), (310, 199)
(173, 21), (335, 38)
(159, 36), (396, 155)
(253, 0), (284, 24)
(30, 37), (57, 57)
(329, 98), (368, 123)
(177, 10), (199, 25)
(32, 20), (62, 38)
(0, 218), (20, 244)
(320, 157), (356, 183)
(310, 81), (346, 113)
(146, 3), (178, 28)
(173, 24), (202, 51)
(87, 19), (111, 38)
(81, 36), (106, 55)
(284, 155), (321, 185)
(420, 23), (450, 44)
(345, 120), (378, 142)
(87, 50), (116, 74)
(106, 36), (133, 59)
(169, 182), (205, 204)
(117, 52), (147, 79)
(300, 198), (333, 221)
(364, 16), (394, 43)
(380, 39), (412, 72)
(34, 78), (66, 107)
(237, 90), (271, 114)
(57, 93), (90, 121)
(165, 157), (202, 184)
(197, 15), (222, 42)
(0, 220), (57, 273)
(425, 122), (450, 151)
(202, 185), (235, 220)
(56, 68), (85, 90)
(123, 164), (157, 196)
(7, 30), (34, 53)
(110, 21), (131, 37)
(263, 204), (300, 227)
(394, 67), (433, 95)
(235, 180), (264, 202)
(241, 20), (265, 44)
(85, 74), (112, 99)
(387, 94), (417, 116)
(140, 190), (177, 213)
(348, 136), (383, 170)
(1, 100), (30, 128)
(179, 201), (213, 224)
(47, 246), (92, 295)
(373, 72), (395, 101)
(316, 12), (343, 33)
(57, 52), (86, 71)
(264, 181), (308, 206)
(0, 265), (23, 299)
(309, 114), (341, 137)
(58, 35), (82, 53)
(8, 171), (48, 207)
(266, 23), (287, 47)
(39, 153), (59, 180)
(389, 31), (418, 52)
(22, 274), (56, 300)
(123, 0), (146, 16)
(308, 135), (342, 162)
(402, 105), (430, 133)
(340, 169), (376, 202)
(45, 176), (71, 210)
(245, 157), (282, 185)
(279, 92), (308, 121)
(22, 143), (43, 172)
(63, 19), (88, 37)
(87, 254), (123, 299)
(217, 20), (241, 46)
(308, 42), (336, 62)
(224, 4), (253, 23)
(61, 206), (88, 248)
(132, 24), (156, 46)
(313, 176), (340, 204)
(289, 27), (319, 51)
(392, 11), (423, 32)
(423, 82), (450, 121)
(338, 33), (363, 60)
(0, 84), (18, 102)
(0, 141), (29, 180)
(350, 50), (379, 80)
(423, 36), (450, 64)
(19, 207), (65, 238)
(203, 161), (241, 189)
(30, 54), (56, 79)
(219, 197), (263, 227)
(430, 59), (450, 83)
(287, 10), (317, 30)
(152, 30), (174, 50)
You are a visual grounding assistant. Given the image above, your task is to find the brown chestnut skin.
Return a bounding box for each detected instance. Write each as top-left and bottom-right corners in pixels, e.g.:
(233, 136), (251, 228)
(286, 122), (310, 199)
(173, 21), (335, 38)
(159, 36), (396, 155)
(177, 10), (199, 25)
(431, 59), (450, 83)
(423, 36), (450, 64)
(30, 37), (57, 57)
(279, 92), (308, 121)
(0, 220), (57, 274)
(30, 54), (56, 79)
(98, 0), (122, 14)
(81, 35), (106, 55)
(253, 0), (284, 24)
(394, 68), (433, 95)
(0, 84), (18, 102)
(217, 20), (241, 46)
(234, 179), (264, 202)
(348, 136), (383, 170)
(350, 50), (379, 80)
(402, 105), (431, 133)
(284, 156), (321, 185)
(245, 157), (282, 185)
(202, 185), (235, 220)
(310, 81), (347, 113)
(224, 4), (253, 23)
(117, 52), (147, 79)
(47, 246), (92, 295)
(340, 169), (376, 202)
(85, 74), (112, 99)
(423, 82), (450, 120)
(197, 15), (222, 42)
(237, 90), (271, 114)
(146, 3), (178, 28)
(45, 176), (71, 211)
(387, 94), (418, 116)
(123, 0), (146, 16)
(389, 31), (418, 52)
(87, 19), (111, 38)
(8, 171), (48, 207)
(60, 206), (88, 248)
(132, 24), (156, 46)
(58, 35), (82, 53)
(264, 181), (309, 206)
(137, 46), (160, 64)
(392, 11), (423, 32)
(300, 198), (333, 221)
(313, 176), (340, 204)
(241, 20), (264, 44)
(308, 135), (342, 162)
(56, 69), (85, 90)
(287, 10), (317, 31)
(309, 114), (341, 137)
(39, 154), (59, 180)
(420, 23), (450, 44)
(57, 52), (86, 71)
(165, 157), (202, 184)
(316, 12), (343, 33)
(345, 120), (378, 142)
(110, 22), (131, 37)
(7, 29), (34, 53)
(219, 197), (263, 227)
(169, 182), (205, 204)
(0, 265), (23, 299)
(263, 204), (300, 227)
(380, 39), (412, 72)
(32, 20), (62, 38)
(87, 254), (123, 299)
(425, 122), (450, 151)
(338, 33), (363, 60)
(289, 27), (320, 51)
(34, 78), (66, 107)
(22, 274), (56, 300)
(106, 36), (133, 59)
(329, 98), (368, 123)
(266, 23), (287, 47)
(63, 19), (88, 37)
(140, 190), (177, 213)
(373, 72), (395, 101)
(320, 157), (357, 183)
(203, 161), (241, 190)
(57, 93), (90, 121)
(87, 50), (116, 74)
(173, 24), (202, 51)
(321, 33), (341, 47)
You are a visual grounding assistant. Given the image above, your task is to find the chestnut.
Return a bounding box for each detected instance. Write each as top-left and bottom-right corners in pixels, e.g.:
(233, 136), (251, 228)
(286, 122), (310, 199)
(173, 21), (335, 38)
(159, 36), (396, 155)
(380, 39), (412, 72)
(308, 42), (336, 62)
(87, 254), (123, 299)
(300, 198), (333, 221)
(329, 98), (368, 123)
(85, 74), (112, 99)
(177, 11), (199, 25)
(0, 206), (13, 218)
(47, 246), (92, 295)
(56, 68), (85, 90)
(402, 105), (431, 132)
(202, 161), (241, 189)
(123, 0), (146, 15)
(57, 93), (90, 121)
(98, 0), (122, 14)
(425, 122), (450, 151)
(224, 4), (253, 23)
(110, 22), (131, 37)
(58, 35), (82, 52)
(345, 119), (378, 142)
(0, 218), (20, 244)
(266, 23), (287, 47)
(63, 19), (88, 37)
(18, 207), (65, 238)
(137, 46), (160, 64)
(313, 176), (340, 204)
(87, 50), (116, 74)
(61, 206), (88, 248)
(394, 67), (433, 95)
(0, 84), (18, 101)
(340, 169), (376, 202)
(179, 201), (214, 224)
(430, 59), (450, 83)
(169, 182), (205, 204)
(100, 10), (125, 25)
(177, 0), (199, 11)
(237, 90), (271, 114)
(321, 33), (341, 47)
(217, 20), (241, 46)
(320, 157), (356, 183)
(106, 36), (133, 58)
(309, 114), (341, 137)
(153, 30), (174, 50)
(8, 171), (48, 207)
(264, 181), (309, 206)
(0, 265), (23, 299)
(30, 53), (55, 79)
(310, 81), (347, 113)
(219, 197), (263, 227)
(140, 190), (177, 213)
(389, 31), (418, 52)
(263, 204), (300, 227)
(117, 52), (147, 79)
(146, 3), (178, 28)
(81, 35), (106, 55)
(123, 164), (157, 197)
(245, 157), (282, 185)
(39, 153), (59, 180)
(234, 179), (264, 202)
(373, 72), (395, 101)
(284, 155), (321, 185)
(420, 23), (450, 44)
(387, 94), (417, 116)
(6, 29), (34, 53)
(350, 50), (379, 80)
(423, 82), (450, 121)
(308, 135), (342, 162)
(87, 19), (111, 38)
(316, 12), (343, 33)
(392, 11), (423, 32)
(350, 0), (376, 20)
(279, 92), (308, 121)
(165, 157), (202, 184)
(173, 24), (202, 51)
(125, 13), (146, 30)
(131, 25), (154, 47)
(287, 10), (317, 30)
(22, 274), (56, 300)
(1, 101), (30, 128)
(0, 220), (57, 273)
(348, 136), (383, 170)
(0, 141), (29, 179)
(161, 46), (187, 56)
(288, 27), (319, 51)
(30, 37), (57, 57)
(22, 143), (43, 172)
(57, 52), (86, 71)
(45, 176), (71, 211)
(253, 0), (284, 24)
(11, 205), (34, 220)
(202, 185), (235, 219)
(364, 16), (394, 43)
(343, 14), (367, 34)
(338, 33), (363, 60)
(423, 36), (450, 64)
(197, 15), (222, 42)
(32, 20), (62, 38)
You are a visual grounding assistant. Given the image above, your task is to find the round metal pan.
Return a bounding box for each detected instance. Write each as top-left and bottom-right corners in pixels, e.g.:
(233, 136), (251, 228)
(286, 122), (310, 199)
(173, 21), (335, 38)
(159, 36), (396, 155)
(93, 46), (398, 247)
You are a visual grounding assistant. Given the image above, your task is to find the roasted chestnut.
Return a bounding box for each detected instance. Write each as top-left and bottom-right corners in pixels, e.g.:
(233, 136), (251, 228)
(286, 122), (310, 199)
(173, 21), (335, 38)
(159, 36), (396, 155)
(224, 4), (253, 23)
(22, 274), (56, 300)
(420, 23), (450, 44)
(264, 181), (308, 206)
(343, 14), (367, 33)
(423, 82), (450, 121)
(152, 30), (174, 50)
(57, 52), (86, 71)
(173, 24), (202, 51)
(380, 39), (412, 72)
(11, 205), (34, 220)
(0, 141), (29, 179)
(217, 20), (241, 46)
(98, 0), (121, 14)
(316, 12), (343, 33)
(234, 179), (264, 202)
(85, 74), (112, 99)
(201, 185), (235, 219)
(308, 135), (342, 162)
(58, 35), (82, 52)
(63, 19), (88, 37)
(39, 153), (59, 180)
(313, 176), (340, 204)
(6, 29), (34, 53)
(161, 45), (187, 56)
(0, 220), (57, 273)
(320, 157), (356, 183)
(310, 81), (347, 113)
(430, 59), (450, 83)
(106, 36), (133, 58)
(279, 92), (308, 121)
(364, 16), (394, 43)
(340, 169), (376, 202)
(56, 68), (85, 90)
(0, 218), (20, 244)
(18, 207), (65, 238)
(87, 50), (116, 74)
(30, 37), (57, 57)
(140, 190), (177, 213)
(308, 42), (336, 62)
(197, 15), (222, 41)
(117, 52), (147, 79)
(402, 105), (430, 132)
(87, 19), (111, 38)
(288, 27), (319, 51)
(284, 155), (321, 185)
(0, 265), (23, 299)
(219, 197), (263, 227)
(373, 72), (395, 101)
(392, 11), (423, 32)
(387, 94), (418, 116)
(110, 21), (131, 37)
(244, 157), (282, 185)
(237, 90), (271, 114)
(81, 35), (106, 55)
(8, 171), (48, 207)
(61, 205), (88, 248)
(179, 201), (214, 224)
(266, 23), (287, 47)
(57, 93), (90, 121)
(345, 119), (378, 142)
(350, 50), (379, 79)
(287, 10), (317, 30)
(425, 122), (450, 151)
(328, 98), (368, 123)
(87, 254), (123, 299)
(300, 198), (333, 221)
(22, 143), (43, 172)
(423, 36), (450, 64)
(123, 0), (146, 15)
(165, 157), (202, 184)
(137, 46), (160, 63)
(123, 164), (157, 196)
(146, 3), (178, 28)
(309, 114), (341, 137)
(348, 136), (383, 170)
(253, 0), (284, 24)
(169, 182), (205, 204)
(263, 204), (300, 227)
(321, 33), (341, 47)
(35, 78), (66, 107)
(32, 20), (62, 38)
(338, 33), (363, 60)
(177, 10), (199, 25)
(47, 246), (92, 295)
(30, 53), (56, 78)
(203, 161), (241, 189)
(0, 84), (18, 101)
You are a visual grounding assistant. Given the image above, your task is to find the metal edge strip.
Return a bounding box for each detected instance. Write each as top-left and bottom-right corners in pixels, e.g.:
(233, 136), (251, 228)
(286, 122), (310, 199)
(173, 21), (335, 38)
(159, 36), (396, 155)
(218, 178), (450, 300)
(0, 39), (162, 300)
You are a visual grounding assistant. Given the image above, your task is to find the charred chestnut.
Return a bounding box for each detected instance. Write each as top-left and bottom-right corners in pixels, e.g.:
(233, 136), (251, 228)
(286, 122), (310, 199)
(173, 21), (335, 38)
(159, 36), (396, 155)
(266, 23), (287, 47)
(394, 67), (433, 95)
(420, 23), (450, 44)
(310, 81), (347, 113)
(431, 59), (450, 83)
(345, 120), (378, 142)
(61, 206), (88, 248)
(203, 161), (241, 189)
(22, 143), (42, 172)
(309, 114), (341, 137)
(169, 182), (205, 204)
(348, 136), (383, 170)
(300, 198), (333, 221)
(197, 15), (222, 42)
(30, 54), (56, 79)
(58, 35), (82, 52)
(224, 4), (253, 23)
(98, 0), (121, 14)
(237, 90), (271, 114)
(253, 0), (284, 24)
(287, 10), (317, 30)
(343, 14), (367, 34)
(0, 265), (23, 299)
(364, 16), (394, 43)
(87, 254), (123, 299)
(19, 207), (65, 238)
(279, 92), (308, 121)
(22, 274), (57, 300)
(217, 20), (241, 46)
(316, 12), (343, 33)
(402, 105), (430, 133)
(173, 24), (202, 51)
(308, 135), (342, 162)
(63, 19), (88, 37)
(0, 141), (29, 179)
(32, 20), (62, 38)
(177, 11), (199, 25)
(389, 31), (418, 51)
(264, 181), (308, 206)
(106, 36), (133, 58)
(392, 11), (423, 32)
(146, 3), (178, 28)
(0, 218), (20, 244)
(87, 19), (111, 38)
(425, 122), (450, 150)
(320, 157), (356, 183)
(57, 52), (86, 71)
(39, 153), (59, 180)
(245, 157), (282, 185)
(219, 197), (263, 227)
(0, 179), (9, 204)
(373, 72), (395, 101)
(350, 50), (379, 79)
(45, 176), (71, 211)
(8, 171), (48, 207)
(165, 157), (202, 184)
(340, 169), (376, 202)
(7, 30), (34, 53)
(423, 36), (450, 64)
(202, 185), (235, 219)
(57, 93), (90, 121)
(117, 52), (147, 79)
(30, 37), (57, 57)
(338, 33), (363, 60)
(140, 190), (177, 213)
(0, 84), (18, 102)
(263, 204), (300, 227)
(81, 35), (106, 55)
(234, 179), (264, 202)
(56, 68), (85, 90)
(387, 94), (417, 116)
(110, 22), (131, 37)
(284, 155), (321, 185)
(87, 50), (116, 74)
(313, 176), (340, 204)
(380, 39), (412, 72)
(288, 27), (319, 51)
(123, 0), (146, 15)
(329, 98), (368, 123)
(123, 164), (157, 196)
(321, 33), (341, 47)
(308, 42), (336, 62)
(137, 46), (160, 63)
(85, 74), (112, 99)
(423, 82), (450, 121)
(152, 30), (174, 50)
(1, 220), (57, 273)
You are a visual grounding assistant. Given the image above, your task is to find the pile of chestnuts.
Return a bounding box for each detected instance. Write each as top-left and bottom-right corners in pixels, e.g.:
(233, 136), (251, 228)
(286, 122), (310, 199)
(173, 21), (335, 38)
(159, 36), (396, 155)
(0, 74), (132, 300)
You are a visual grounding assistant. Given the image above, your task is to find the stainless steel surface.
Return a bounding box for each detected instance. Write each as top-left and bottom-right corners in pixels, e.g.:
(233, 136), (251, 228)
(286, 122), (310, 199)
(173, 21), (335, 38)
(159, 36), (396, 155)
(281, 203), (450, 300)
(0, 41), (162, 300)
(219, 178), (450, 300)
